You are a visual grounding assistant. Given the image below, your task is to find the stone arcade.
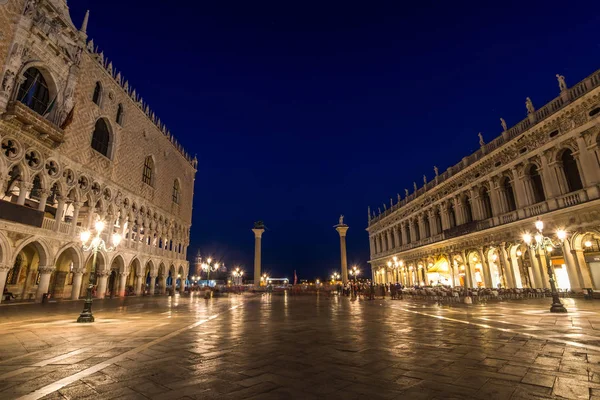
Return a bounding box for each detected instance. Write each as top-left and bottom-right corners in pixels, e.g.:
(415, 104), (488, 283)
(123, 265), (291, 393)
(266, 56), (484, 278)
(0, 0), (196, 302)
(368, 69), (600, 293)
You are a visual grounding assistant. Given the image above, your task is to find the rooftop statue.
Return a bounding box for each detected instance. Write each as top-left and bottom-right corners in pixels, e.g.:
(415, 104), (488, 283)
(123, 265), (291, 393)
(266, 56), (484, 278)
(253, 221), (265, 229)
(478, 132), (485, 147)
(525, 97), (535, 115)
(500, 118), (507, 131)
(434, 166), (439, 177)
(556, 74), (567, 92)
(339, 215), (344, 225)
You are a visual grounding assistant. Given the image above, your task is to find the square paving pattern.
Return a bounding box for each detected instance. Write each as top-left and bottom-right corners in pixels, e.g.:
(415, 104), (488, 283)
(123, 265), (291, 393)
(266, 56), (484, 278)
(2, 295), (600, 399)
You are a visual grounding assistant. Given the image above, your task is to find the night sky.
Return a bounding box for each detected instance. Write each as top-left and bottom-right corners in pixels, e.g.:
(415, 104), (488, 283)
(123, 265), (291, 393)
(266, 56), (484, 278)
(68, 0), (600, 280)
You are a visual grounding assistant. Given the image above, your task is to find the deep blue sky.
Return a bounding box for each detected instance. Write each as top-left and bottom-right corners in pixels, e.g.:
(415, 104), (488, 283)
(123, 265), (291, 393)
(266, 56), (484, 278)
(69, 0), (600, 280)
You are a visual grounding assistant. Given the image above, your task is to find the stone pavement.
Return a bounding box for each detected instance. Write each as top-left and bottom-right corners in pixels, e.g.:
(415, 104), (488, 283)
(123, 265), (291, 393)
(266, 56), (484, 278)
(2, 295), (600, 399)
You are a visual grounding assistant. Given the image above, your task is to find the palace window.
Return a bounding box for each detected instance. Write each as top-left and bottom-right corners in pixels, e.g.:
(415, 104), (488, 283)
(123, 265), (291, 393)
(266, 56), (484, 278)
(92, 82), (102, 105)
(480, 187), (493, 219)
(142, 156), (154, 186)
(91, 119), (111, 158)
(17, 68), (50, 116)
(502, 177), (517, 212)
(527, 165), (546, 203)
(561, 149), (583, 193)
(172, 179), (180, 204)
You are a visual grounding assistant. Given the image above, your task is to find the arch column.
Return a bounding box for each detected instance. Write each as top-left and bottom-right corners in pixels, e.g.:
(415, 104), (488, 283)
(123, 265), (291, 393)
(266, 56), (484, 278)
(35, 266), (56, 303)
(573, 248), (595, 289)
(509, 251), (524, 288)
(478, 248), (493, 288)
(386, 229), (393, 250)
(53, 196), (66, 231)
(527, 249), (543, 288)
(134, 273), (144, 296)
(179, 274), (186, 294)
(462, 251), (473, 289)
(71, 268), (85, 300)
(70, 202), (82, 235)
(17, 182), (32, 205)
(0, 264), (11, 304)
(561, 239), (583, 291)
(401, 223), (408, 244)
(393, 227), (400, 249)
(118, 272), (127, 297)
(499, 244), (515, 288)
(96, 271), (109, 299)
(149, 274), (157, 295)
(537, 249), (551, 289)
(576, 136), (600, 197)
(37, 189), (50, 212)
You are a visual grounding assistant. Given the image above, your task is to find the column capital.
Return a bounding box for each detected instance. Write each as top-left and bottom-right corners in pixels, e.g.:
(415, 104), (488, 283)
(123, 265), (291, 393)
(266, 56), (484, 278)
(0, 264), (11, 272)
(252, 228), (265, 238)
(335, 225), (349, 237)
(96, 270), (110, 277)
(119, 272), (128, 277)
(37, 265), (56, 274)
(72, 267), (86, 275)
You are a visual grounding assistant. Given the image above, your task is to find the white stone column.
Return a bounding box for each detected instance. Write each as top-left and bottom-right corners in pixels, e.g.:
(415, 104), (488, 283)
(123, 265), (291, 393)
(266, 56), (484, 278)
(527, 249), (543, 288)
(17, 182), (31, 206)
(511, 167), (528, 209)
(335, 224), (349, 284)
(96, 272), (108, 299)
(573, 249), (595, 289)
(418, 215), (427, 239)
(252, 227), (265, 288)
(386, 229), (393, 250)
(499, 244), (515, 288)
(118, 272), (127, 297)
(71, 268), (85, 300)
(488, 178), (502, 216)
(561, 239), (582, 291)
(70, 202), (82, 235)
(0, 264), (11, 304)
(401, 223), (408, 245)
(135, 274), (144, 296)
(53, 197), (66, 232)
(37, 189), (50, 212)
(179, 275), (186, 294)
(35, 266), (56, 303)
(478, 248), (493, 288)
(536, 250), (550, 289)
(393, 227), (400, 249)
(576, 135), (600, 191)
(149, 275), (157, 295)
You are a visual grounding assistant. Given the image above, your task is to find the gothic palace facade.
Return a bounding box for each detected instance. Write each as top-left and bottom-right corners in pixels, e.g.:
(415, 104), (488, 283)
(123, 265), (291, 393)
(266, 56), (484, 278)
(368, 69), (600, 293)
(0, 0), (197, 302)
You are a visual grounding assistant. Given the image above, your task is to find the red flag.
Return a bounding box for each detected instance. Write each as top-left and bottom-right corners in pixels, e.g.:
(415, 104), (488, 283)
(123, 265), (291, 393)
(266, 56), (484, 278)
(294, 270), (298, 285)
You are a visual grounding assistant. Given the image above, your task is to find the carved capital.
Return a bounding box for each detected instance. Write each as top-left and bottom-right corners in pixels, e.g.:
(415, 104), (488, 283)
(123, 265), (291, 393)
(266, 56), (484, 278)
(72, 267), (86, 275)
(0, 264), (11, 272)
(37, 265), (56, 274)
(96, 270), (110, 277)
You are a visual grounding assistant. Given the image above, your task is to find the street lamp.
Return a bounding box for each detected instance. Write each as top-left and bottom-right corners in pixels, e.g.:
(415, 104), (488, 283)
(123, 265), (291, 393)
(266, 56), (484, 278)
(349, 265), (360, 282)
(522, 219), (567, 313)
(77, 219), (121, 323)
(331, 272), (340, 282)
(232, 267), (244, 286)
(201, 258), (220, 288)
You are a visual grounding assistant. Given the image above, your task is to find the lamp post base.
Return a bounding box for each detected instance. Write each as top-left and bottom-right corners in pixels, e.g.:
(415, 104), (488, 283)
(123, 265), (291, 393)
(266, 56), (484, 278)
(77, 285), (95, 323)
(550, 302), (568, 313)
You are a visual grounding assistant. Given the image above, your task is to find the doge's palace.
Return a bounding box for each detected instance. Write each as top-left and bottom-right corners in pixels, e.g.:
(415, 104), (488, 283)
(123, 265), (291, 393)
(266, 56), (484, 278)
(0, 0), (197, 302)
(368, 70), (600, 293)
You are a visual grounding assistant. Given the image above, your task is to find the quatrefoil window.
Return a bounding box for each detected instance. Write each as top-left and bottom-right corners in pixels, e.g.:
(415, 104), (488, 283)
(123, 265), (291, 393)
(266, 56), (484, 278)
(25, 150), (41, 168)
(103, 188), (111, 201)
(64, 169), (75, 185)
(91, 182), (101, 196)
(1, 139), (18, 159)
(45, 160), (58, 177)
(78, 176), (89, 190)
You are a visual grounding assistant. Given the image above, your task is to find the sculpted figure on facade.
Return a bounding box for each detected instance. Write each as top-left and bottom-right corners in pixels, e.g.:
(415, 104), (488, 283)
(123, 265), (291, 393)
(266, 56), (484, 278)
(556, 74), (567, 92)
(500, 118), (507, 131)
(1, 70), (14, 94)
(339, 214), (344, 225)
(434, 166), (439, 177)
(478, 132), (485, 147)
(525, 97), (535, 114)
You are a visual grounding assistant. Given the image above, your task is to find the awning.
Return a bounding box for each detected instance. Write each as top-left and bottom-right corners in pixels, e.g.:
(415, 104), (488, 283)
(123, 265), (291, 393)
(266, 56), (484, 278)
(427, 257), (449, 273)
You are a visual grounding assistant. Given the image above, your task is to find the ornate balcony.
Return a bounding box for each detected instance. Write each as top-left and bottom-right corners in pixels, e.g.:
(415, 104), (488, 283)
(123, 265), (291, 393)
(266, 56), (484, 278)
(4, 101), (65, 147)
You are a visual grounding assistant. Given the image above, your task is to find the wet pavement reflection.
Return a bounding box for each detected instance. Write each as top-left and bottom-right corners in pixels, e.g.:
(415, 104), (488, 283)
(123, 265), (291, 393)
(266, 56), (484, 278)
(2, 294), (600, 399)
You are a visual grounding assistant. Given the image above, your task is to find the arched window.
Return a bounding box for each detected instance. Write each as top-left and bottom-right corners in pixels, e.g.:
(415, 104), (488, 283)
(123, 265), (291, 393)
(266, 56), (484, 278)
(502, 177), (517, 212)
(29, 175), (42, 200)
(142, 156), (154, 186)
(92, 82), (102, 105)
(463, 196), (473, 223)
(480, 187), (493, 219)
(435, 210), (442, 233)
(405, 224), (411, 244)
(527, 165), (546, 203)
(423, 215), (431, 238)
(17, 68), (50, 115)
(414, 220), (420, 241)
(116, 103), (124, 126)
(561, 149), (583, 193)
(172, 180), (180, 204)
(91, 119), (111, 158)
(448, 202), (456, 228)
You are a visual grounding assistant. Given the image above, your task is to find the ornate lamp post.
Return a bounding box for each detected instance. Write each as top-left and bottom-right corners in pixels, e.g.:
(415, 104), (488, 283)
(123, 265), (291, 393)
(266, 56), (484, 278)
(522, 219), (568, 313)
(77, 219), (121, 323)
(200, 258), (220, 288)
(349, 265), (360, 282)
(331, 272), (340, 283)
(232, 267), (244, 286)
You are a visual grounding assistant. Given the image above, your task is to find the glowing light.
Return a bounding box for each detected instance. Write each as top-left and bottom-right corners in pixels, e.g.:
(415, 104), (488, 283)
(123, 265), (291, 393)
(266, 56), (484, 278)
(523, 233), (532, 245)
(585, 240), (593, 248)
(491, 254), (497, 262)
(80, 230), (91, 244)
(94, 220), (105, 233)
(546, 245), (553, 253)
(535, 220), (544, 232)
(535, 234), (543, 244)
(387, 261), (392, 267)
(112, 233), (122, 247)
(557, 230), (567, 241)
(393, 256), (397, 262)
(91, 236), (101, 248)
(207, 258), (212, 264)
(516, 250), (522, 257)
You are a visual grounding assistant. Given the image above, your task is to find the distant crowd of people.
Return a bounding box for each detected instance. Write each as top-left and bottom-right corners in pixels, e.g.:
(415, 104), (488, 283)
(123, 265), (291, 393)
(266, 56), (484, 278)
(334, 282), (409, 300)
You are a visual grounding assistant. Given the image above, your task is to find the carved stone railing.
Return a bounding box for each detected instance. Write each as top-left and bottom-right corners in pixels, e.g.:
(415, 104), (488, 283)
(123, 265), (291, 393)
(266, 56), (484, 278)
(525, 202), (548, 217)
(42, 217), (55, 230)
(500, 211), (518, 224)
